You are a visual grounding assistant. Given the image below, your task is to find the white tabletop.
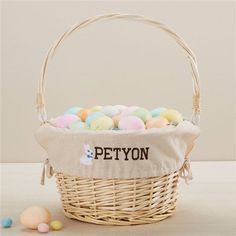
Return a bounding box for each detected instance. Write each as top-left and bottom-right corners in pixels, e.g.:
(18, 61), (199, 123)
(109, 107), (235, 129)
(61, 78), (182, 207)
(0, 162), (235, 236)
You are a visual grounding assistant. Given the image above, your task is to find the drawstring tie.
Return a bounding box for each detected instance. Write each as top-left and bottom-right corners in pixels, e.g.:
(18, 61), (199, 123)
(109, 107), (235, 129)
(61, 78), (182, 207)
(41, 158), (54, 185)
(179, 158), (193, 184)
(179, 143), (194, 184)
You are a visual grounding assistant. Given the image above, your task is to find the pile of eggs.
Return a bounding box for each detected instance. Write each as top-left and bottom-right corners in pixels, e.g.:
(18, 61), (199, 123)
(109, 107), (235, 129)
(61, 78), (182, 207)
(1, 206), (63, 233)
(52, 105), (183, 131)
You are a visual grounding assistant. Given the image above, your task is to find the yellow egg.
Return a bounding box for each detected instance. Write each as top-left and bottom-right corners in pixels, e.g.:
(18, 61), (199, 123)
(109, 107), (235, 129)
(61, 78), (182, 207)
(50, 220), (63, 231)
(146, 117), (169, 129)
(77, 109), (90, 122)
(160, 109), (183, 124)
(90, 116), (114, 130)
(20, 206), (51, 230)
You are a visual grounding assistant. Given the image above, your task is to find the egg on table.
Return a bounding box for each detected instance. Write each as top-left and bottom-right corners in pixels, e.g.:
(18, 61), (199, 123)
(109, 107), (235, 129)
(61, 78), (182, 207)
(50, 220), (63, 231)
(37, 223), (50, 233)
(1, 217), (13, 228)
(20, 206), (51, 230)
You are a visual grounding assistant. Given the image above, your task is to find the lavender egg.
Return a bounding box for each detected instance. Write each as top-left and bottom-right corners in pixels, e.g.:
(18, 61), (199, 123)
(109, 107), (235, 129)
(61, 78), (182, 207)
(118, 116), (145, 130)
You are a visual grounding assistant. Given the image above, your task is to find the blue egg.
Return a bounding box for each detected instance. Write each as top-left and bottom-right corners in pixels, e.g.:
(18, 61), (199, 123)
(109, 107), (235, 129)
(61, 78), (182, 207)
(64, 107), (82, 115)
(85, 112), (104, 127)
(151, 107), (167, 117)
(1, 217), (13, 228)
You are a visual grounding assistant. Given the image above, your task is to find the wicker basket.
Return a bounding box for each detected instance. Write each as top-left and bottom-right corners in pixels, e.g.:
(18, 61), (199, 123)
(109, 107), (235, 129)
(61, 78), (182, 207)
(36, 14), (200, 226)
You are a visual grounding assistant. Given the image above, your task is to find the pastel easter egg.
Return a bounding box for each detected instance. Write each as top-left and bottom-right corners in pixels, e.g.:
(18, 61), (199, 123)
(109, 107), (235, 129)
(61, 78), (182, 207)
(69, 121), (88, 130)
(118, 116), (145, 130)
(64, 107), (82, 115)
(86, 112), (104, 127)
(90, 106), (103, 112)
(151, 107), (167, 117)
(132, 108), (152, 123)
(54, 114), (79, 128)
(112, 114), (121, 128)
(114, 105), (127, 113)
(37, 223), (50, 233)
(20, 206), (51, 230)
(146, 117), (169, 129)
(50, 220), (63, 231)
(77, 109), (91, 122)
(121, 106), (139, 117)
(90, 116), (114, 130)
(160, 109), (183, 124)
(1, 217), (13, 228)
(101, 106), (120, 117)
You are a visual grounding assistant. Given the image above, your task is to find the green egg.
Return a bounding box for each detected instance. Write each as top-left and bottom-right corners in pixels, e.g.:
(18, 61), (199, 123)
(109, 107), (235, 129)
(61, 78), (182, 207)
(90, 116), (114, 130)
(132, 108), (152, 123)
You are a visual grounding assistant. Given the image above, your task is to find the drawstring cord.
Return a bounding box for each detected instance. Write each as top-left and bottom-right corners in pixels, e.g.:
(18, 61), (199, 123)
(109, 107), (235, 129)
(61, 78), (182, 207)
(179, 158), (193, 184)
(40, 158), (54, 185)
(179, 143), (194, 184)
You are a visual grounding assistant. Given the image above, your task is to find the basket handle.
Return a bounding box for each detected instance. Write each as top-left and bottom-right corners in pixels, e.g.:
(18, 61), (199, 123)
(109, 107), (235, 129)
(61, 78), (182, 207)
(36, 13), (201, 124)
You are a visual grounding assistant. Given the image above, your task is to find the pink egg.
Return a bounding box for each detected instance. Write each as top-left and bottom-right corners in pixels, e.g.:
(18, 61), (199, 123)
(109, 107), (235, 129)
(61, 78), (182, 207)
(121, 106), (139, 117)
(146, 117), (169, 129)
(118, 116), (145, 130)
(54, 114), (79, 128)
(37, 223), (50, 233)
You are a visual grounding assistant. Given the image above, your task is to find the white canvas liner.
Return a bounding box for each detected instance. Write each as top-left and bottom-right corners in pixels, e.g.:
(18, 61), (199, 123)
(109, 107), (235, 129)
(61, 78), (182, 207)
(36, 120), (200, 179)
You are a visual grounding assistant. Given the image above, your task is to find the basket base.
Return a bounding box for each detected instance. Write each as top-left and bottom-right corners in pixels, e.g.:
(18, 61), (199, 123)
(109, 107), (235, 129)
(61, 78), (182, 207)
(62, 205), (177, 226)
(55, 172), (179, 226)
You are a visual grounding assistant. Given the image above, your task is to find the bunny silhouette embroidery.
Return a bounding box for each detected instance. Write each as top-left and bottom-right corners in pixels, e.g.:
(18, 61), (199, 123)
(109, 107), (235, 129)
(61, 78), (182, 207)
(80, 144), (94, 166)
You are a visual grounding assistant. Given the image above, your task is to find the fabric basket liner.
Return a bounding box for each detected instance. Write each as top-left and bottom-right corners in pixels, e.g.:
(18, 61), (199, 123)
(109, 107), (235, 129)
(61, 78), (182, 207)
(36, 120), (200, 179)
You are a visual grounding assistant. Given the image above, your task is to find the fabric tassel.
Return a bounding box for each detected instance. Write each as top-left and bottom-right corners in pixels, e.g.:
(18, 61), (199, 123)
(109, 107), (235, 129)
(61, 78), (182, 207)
(179, 158), (193, 184)
(40, 158), (54, 185)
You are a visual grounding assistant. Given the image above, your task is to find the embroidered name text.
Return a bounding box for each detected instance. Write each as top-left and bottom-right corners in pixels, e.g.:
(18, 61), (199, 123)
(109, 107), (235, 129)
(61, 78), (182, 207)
(94, 147), (149, 161)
